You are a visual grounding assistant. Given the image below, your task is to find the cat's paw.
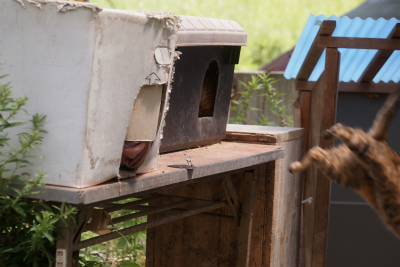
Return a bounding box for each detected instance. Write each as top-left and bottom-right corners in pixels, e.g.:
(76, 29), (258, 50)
(289, 161), (303, 173)
(322, 129), (334, 140)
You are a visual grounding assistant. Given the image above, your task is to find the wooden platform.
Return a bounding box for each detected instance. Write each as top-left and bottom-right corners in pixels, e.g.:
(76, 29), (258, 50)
(27, 134), (305, 267)
(33, 142), (283, 205)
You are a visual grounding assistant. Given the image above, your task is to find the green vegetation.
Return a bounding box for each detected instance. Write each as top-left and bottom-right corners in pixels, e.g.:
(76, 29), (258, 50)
(80, 200), (147, 267)
(0, 74), (77, 267)
(90, 0), (364, 70)
(230, 73), (293, 126)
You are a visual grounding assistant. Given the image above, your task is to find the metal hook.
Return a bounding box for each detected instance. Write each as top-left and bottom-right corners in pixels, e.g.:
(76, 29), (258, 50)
(184, 153), (193, 166)
(168, 153), (195, 170)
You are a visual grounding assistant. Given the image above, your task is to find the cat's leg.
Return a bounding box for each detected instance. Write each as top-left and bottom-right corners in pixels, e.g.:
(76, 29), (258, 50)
(289, 146), (330, 173)
(375, 190), (400, 238)
(324, 123), (400, 174)
(323, 123), (370, 156)
(368, 93), (400, 141)
(291, 145), (370, 189)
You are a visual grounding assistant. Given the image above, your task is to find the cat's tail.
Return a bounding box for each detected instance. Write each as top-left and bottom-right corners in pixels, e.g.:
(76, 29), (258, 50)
(368, 91), (400, 141)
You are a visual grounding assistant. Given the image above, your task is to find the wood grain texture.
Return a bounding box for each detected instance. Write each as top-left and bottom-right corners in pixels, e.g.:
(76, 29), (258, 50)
(228, 126), (304, 267)
(310, 48), (340, 267)
(319, 36), (400, 50)
(296, 80), (399, 94)
(147, 127), (303, 267)
(29, 142), (283, 205)
(297, 20), (336, 81)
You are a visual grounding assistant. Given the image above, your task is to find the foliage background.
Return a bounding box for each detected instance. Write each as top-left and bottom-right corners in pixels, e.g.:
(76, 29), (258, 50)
(90, 0), (364, 70)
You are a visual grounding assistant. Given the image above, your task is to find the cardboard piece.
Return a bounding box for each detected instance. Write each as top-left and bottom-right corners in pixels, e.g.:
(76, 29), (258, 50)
(125, 85), (164, 142)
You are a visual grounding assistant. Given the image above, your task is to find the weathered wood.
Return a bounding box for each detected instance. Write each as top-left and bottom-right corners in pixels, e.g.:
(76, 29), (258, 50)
(299, 91), (311, 153)
(296, 80), (399, 93)
(360, 24), (400, 82)
(223, 177), (241, 224)
(302, 72), (325, 267)
(311, 48), (340, 267)
(110, 199), (191, 224)
(297, 20), (336, 80)
(318, 35), (400, 50)
(75, 200), (227, 251)
(226, 125), (304, 267)
(138, 205), (235, 221)
(147, 175), (238, 267)
(30, 142), (283, 205)
(103, 195), (161, 213)
(56, 219), (76, 267)
(237, 171), (256, 267)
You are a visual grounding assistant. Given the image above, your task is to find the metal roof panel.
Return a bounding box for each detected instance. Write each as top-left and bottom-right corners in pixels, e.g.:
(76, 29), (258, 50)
(284, 14), (400, 84)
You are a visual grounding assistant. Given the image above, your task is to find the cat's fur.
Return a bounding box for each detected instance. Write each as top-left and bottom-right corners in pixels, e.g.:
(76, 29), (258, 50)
(290, 93), (400, 238)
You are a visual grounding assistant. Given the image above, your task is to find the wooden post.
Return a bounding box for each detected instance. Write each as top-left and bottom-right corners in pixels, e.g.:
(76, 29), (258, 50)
(236, 171), (256, 267)
(301, 72), (325, 267)
(311, 48), (340, 267)
(56, 220), (75, 267)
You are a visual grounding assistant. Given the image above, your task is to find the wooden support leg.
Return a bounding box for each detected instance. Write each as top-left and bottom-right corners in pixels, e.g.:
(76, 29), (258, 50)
(56, 220), (75, 267)
(56, 208), (91, 267)
(236, 171), (256, 267)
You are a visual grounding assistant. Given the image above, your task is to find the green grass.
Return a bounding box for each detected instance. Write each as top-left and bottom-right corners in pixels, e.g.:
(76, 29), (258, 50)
(89, 0), (365, 70)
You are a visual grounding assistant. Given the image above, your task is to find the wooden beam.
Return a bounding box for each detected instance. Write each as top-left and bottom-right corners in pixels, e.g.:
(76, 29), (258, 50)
(110, 199), (191, 224)
(296, 80), (399, 93)
(302, 72), (325, 267)
(318, 36), (400, 50)
(297, 20), (336, 80)
(223, 177), (241, 224)
(360, 23), (400, 82)
(74, 201), (227, 250)
(311, 48), (340, 267)
(236, 171), (256, 267)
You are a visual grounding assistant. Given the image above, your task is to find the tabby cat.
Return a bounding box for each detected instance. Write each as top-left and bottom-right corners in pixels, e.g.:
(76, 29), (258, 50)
(290, 93), (400, 238)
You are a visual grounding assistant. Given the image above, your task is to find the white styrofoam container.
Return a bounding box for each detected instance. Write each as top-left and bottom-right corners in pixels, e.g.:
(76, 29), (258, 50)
(176, 15), (247, 47)
(0, 0), (179, 188)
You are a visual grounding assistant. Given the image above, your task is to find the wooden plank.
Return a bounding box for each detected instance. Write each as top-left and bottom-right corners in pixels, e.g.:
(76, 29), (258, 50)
(299, 91), (311, 154)
(223, 177), (240, 224)
(147, 174), (239, 267)
(75, 200), (227, 251)
(30, 142), (283, 205)
(311, 48), (340, 267)
(296, 80), (399, 93)
(360, 23), (400, 82)
(318, 36), (400, 50)
(302, 72), (325, 267)
(225, 126), (304, 267)
(237, 171), (256, 267)
(268, 139), (303, 267)
(225, 125), (304, 144)
(110, 199), (191, 224)
(297, 20), (336, 80)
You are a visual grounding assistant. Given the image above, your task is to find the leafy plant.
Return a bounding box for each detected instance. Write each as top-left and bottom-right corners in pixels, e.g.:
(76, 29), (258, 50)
(230, 73), (293, 127)
(0, 74), (77, 267)
(230, 75), (263, 124)
(80, 198), (147, 267)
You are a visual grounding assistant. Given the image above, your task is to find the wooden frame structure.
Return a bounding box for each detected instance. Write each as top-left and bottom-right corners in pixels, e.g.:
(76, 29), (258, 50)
(31, 141), (288, 267)
(295, 20), (400, 267)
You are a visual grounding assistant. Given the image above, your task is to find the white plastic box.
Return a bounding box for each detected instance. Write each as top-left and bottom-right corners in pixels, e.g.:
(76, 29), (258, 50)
(0, 0), (179, 188)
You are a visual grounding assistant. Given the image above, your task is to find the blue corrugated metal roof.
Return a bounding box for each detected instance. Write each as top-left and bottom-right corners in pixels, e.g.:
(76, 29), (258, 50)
(284, 14), (400, 83)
